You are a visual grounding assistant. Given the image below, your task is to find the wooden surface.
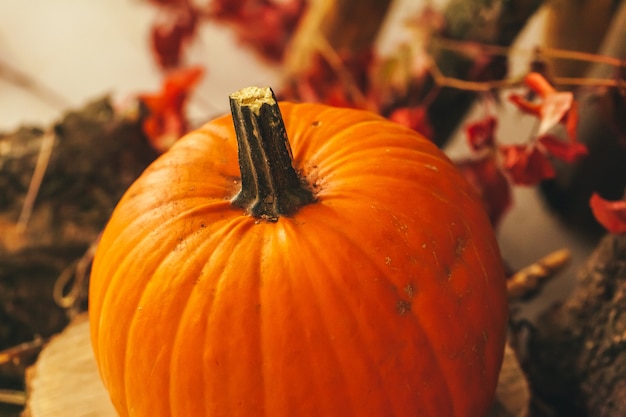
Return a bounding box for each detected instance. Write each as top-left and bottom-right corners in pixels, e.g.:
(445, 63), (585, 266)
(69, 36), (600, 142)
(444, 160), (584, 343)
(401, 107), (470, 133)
(23, 314), (117, 417)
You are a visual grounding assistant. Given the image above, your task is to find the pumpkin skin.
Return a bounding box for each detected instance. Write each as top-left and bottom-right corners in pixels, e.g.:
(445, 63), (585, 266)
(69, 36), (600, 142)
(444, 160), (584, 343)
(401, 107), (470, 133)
(89, 100), (508, 417)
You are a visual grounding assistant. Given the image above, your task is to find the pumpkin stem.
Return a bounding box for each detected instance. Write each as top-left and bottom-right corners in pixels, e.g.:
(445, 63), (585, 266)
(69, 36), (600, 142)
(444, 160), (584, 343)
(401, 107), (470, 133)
(229, 86), (315, 221)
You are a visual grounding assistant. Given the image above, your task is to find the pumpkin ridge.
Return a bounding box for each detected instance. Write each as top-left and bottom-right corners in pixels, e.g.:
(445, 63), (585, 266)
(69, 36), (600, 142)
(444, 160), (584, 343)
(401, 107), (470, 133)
(290, 226), (395, 415)
(122, 218), (232, 416)
(305, 206), (457, 416)
(92, 208), (200, 412)
(169, 219), (256, 417)
(263, 222), (358, 416)
(198, 220), (267, 416)
(301, 119), (398, 164)
(126, 216), (255, 417)
(97, 205), (243, 415)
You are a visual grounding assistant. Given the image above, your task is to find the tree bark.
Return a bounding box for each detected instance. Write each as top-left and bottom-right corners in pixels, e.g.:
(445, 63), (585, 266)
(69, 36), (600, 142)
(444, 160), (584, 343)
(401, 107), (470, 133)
(284, 0), (393, 78)
(526, 233), (626, 417)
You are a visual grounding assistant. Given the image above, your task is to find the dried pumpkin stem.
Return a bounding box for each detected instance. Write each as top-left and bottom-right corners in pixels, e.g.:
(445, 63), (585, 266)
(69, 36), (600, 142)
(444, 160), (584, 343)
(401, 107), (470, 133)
(229, 86), (315, 221)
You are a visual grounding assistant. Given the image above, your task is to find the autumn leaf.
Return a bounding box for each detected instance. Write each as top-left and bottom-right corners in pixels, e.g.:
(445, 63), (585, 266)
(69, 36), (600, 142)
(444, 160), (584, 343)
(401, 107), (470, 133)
(388, 106), (433, 138)
(456, 154), (512, 227)
(209, 0), (306, 62)
(465, 116), (497, 151)
(138, 66), (204, 153)
(538, 134), (588, 163)
(499, 144), (555, 186)
(508, 72), (577, 137)
(150, 0), (199, 69)
(589, 193), (626, 234)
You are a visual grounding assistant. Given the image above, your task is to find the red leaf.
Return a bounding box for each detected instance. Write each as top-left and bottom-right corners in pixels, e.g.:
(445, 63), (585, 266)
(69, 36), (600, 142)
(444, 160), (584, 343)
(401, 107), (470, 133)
(465, 116), (497, 151)
(508, 94), (541, 116)
(500, 144), (555, 185)
(389, 106), (433, 138)
(537, 90), (573, 134)
(590, 193), (626, 234)
(138, 66), (204, 152)
(150, 3), (199, 69)
(508, 72), (576, 135)
(538, 134), (588, 163)
(456, 154), (512, 227)
(525, 71), (556, 97)
(210, 0), (306, 62)
(564, 100), (579, 141)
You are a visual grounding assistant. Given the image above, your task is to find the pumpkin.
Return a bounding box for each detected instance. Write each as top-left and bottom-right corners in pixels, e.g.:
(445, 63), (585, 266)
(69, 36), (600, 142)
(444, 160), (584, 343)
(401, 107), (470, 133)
(89, 87), (508, 417)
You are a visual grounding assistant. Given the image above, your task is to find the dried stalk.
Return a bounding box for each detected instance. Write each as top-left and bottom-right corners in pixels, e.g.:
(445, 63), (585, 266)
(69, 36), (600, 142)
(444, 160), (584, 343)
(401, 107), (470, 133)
(507, 248), (571, 299)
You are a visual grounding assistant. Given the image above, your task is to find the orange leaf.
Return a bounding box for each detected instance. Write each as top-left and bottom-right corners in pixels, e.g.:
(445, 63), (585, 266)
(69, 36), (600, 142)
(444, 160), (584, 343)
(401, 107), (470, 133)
(139, 66), (205, 152)
(456, 154), (511, 227)
(590, 193), (626, 234)
(524, 72), (556, 97)
(499, 144), (555, 186)
(538, 134), (588, 163)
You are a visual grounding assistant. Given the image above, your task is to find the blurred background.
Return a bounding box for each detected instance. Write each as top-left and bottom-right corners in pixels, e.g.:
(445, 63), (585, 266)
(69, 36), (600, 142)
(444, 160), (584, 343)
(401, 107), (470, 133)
(3, 0), (622, 313)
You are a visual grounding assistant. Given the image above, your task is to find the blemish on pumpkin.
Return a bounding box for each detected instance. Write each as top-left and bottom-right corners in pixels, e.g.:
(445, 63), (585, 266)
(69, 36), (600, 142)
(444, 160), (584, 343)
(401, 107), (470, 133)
(404, 282), (416, 298)
(424, 163), (439, 172)
(311, 120), (321, 127)
(396, 300), (411, 315)
(455, 236), (468, 258)
(385, 256), (392, 266)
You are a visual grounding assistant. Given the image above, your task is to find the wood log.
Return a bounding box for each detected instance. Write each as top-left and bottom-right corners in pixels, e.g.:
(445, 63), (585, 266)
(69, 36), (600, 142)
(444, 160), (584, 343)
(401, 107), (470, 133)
(284, 0), (393, 78)
(22, 314), (116, 417)
(526, 233), (626, 417)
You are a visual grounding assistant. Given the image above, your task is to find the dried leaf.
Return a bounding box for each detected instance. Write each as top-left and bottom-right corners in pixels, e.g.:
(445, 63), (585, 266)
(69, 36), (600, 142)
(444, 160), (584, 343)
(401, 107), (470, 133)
(210, 0), (306, 62)
(456, 154), (511, 227)
(138, 66), (204, 152)
(388, 106), (433, 138)
(536, 91), (573, 135)
(538, 134), (588, 163)
(589, 193), (626, 234)
(524, 71), (556, 97)
(508, 94), (541, 116)
(500, 144), (555, 186)
(508, 72), (576, 136)
(465, 116), (497, 151)
(150, 0), (199, 69)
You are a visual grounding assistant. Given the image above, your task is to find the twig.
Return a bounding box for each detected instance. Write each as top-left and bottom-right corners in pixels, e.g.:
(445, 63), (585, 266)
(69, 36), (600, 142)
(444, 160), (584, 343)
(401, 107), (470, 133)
(432, 36), (626, 68)
(428, 61), (522, 92)
(313, 34), (373, 110)
(0, 59), (70, 109)
(0, 390), (26, 406)
(53, 239), (99, 315)
(507, 248), (571, 299)
(0, 337), (45, 366)
(428, 59), (626, 92)
(16, 131), (56, 234)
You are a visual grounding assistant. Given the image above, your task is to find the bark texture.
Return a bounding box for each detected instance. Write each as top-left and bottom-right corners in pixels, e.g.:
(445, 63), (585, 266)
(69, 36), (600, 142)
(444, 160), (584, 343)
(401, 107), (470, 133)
(526, 234), (626, 417)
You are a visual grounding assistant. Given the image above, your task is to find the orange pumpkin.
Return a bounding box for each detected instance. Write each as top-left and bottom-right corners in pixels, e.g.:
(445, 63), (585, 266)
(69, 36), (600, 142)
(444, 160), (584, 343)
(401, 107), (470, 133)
(89, 87), (508, 417)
